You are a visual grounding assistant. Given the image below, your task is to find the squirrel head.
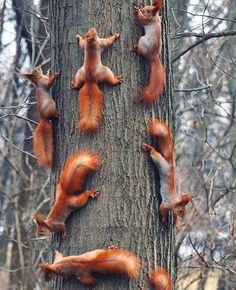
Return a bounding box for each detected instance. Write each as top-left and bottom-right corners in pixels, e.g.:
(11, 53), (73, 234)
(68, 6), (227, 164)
(39, 263), (57, 281)
(34, 213), (51, 236)
(85, 28), (97, 41)
(18, 66), (43, 85)
(140, 0), (163, 21)
(173, 194), (191, 217)
(30, 66), (43, 78)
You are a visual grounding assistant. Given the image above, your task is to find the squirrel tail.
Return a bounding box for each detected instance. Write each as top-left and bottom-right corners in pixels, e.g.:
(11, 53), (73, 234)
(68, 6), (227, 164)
(59, 150), (102, 195)
(149, 268), (172, 290)
(141, 56), (165, 104)
(33, 119), (53, 168)
(94, 248), (140, 278)
(148, 119), (173, 163)
(77, 82), (103, 133)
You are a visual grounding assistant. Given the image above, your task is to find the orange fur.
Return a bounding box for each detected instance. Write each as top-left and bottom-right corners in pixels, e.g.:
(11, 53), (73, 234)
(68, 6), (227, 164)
(148, 119), (174, 174)
(142, 119), (191, 226)
(141, 57), (165, 104)
(34, 150), (101, 236)
(77, 82), (103, 133)
(134, 0), (165, 104)
(39, 247), (140, 285)
(18, 66), (59, 168)
(149, 268), (172, 290)
(33, 120), (53, 168)
(59, 150), (102, 195)
(71, 27), (122, 133)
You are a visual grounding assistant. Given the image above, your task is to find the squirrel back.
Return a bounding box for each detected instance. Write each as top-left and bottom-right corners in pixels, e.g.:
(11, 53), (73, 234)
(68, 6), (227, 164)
(59, 150), (102, 195)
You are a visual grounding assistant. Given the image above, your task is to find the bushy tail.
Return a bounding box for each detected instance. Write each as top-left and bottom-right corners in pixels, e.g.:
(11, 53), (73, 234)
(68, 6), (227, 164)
(141, 56), (165, 104)
(149, 268), (172, 290)
(33, 120), (53, 168)
(77, 82), (103, 133)
(59, 150), (102, 195)
(148, 119), (173, 163)
(90, 248), (140, 279)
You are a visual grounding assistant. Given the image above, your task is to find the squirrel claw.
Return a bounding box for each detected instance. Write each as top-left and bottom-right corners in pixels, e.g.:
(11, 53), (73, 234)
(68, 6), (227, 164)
(133, 44), (138, 52)
(134, 5), (140, 13)
(114, 33), (120, 39)
(89, 190), (100, 198)
(142, 143), (153, 153)
(71, 81), (77, 90)
(116, 75), (123, 83)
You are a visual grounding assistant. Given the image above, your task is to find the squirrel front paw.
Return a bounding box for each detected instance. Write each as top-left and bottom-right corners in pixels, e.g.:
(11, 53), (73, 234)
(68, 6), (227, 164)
(71, 80), (77, 90)
(114, 33), (120, 39)
(115, 75), (123, 83)
(133, 5), (140, 13)
(142, 143), (154, 153)
(133, 44), (139, 52)
(89, 190), (100, 198)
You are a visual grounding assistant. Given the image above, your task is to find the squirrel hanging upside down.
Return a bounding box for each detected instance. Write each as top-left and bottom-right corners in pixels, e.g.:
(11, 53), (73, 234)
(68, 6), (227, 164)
(142, 119), (191, 226)
(71, 27), (123, 133)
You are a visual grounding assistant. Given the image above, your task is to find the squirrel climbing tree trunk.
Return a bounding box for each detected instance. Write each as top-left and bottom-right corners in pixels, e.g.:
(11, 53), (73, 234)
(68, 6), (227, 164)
(49, 0), (174, 289)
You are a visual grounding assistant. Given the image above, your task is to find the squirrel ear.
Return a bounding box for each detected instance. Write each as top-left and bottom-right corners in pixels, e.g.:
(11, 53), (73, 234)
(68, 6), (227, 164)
(152, 0), (164, 15)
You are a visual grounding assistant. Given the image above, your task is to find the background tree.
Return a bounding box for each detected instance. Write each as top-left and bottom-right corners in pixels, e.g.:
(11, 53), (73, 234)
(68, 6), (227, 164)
(172, 1), (236, 289)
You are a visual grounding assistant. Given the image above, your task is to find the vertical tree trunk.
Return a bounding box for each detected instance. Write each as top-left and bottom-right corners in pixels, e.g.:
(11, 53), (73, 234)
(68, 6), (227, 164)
(49, 0), (174, 289)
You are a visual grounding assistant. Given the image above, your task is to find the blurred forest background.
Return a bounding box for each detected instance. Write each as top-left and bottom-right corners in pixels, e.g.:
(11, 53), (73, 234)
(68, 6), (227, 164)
(0, 0), (235, 289)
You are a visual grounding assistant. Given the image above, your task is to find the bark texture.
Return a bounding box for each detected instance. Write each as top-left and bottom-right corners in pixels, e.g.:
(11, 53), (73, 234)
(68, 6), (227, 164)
(49, 0), (174, 289)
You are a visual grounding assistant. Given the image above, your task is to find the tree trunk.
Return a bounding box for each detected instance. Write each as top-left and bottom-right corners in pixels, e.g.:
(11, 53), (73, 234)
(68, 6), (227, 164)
(49, 0), (174, 289)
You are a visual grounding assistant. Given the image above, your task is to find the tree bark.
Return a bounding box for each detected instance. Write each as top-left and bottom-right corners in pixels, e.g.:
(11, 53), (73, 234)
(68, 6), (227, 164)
(49, 0), (174, 289)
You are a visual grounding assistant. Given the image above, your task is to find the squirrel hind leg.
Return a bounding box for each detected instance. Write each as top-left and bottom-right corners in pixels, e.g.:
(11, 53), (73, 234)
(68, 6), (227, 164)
(77, 272), (96, 285)
(99, 66), (123, 85)
(159, 204), (170, 224)
(71, 69), (85, 90)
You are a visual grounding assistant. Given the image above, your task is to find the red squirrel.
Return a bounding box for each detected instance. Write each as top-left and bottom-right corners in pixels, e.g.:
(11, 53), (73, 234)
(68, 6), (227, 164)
(142, 119), (191, 226)
(40, 246), (140, 285)
(149, 268), (172, 290)
(18, 66), (59, 168)
(34, 150), (101, 236)
(133, 0), (165, 104)
(71, 27), (123, 133)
